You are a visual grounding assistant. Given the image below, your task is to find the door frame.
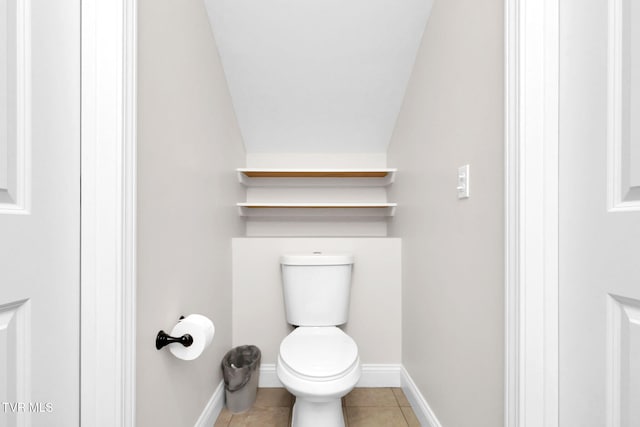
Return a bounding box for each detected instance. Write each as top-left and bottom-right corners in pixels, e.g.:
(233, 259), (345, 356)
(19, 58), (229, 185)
(77, 0), (564, 425)
(505, 0), (560, 426)
(80, 0), (137, 426)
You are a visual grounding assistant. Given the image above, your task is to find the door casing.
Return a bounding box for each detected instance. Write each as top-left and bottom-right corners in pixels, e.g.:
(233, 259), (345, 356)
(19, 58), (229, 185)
(80, 1), (137, 426)
(81, 1), (564, 426)
(505, 0), (560, 426)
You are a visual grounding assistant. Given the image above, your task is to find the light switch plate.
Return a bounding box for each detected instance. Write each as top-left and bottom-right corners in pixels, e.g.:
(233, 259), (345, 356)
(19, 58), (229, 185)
(457, 164), (470, 199)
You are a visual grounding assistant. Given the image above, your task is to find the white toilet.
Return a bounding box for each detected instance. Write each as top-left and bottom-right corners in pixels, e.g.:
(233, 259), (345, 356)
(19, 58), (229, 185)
(276, 254), (361, 427)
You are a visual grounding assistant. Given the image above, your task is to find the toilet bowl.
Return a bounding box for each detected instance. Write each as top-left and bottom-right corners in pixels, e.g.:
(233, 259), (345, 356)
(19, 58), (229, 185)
(277, 326), (361, 427)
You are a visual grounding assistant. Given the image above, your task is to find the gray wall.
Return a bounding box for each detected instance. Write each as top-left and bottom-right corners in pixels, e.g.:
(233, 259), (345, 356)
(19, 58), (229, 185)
(388, 0), (504, 425)
(137, 1), (245, 426)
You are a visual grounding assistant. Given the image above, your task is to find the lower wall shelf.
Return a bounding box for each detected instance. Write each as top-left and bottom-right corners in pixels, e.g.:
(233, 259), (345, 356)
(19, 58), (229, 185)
(237, 202), (397, 217)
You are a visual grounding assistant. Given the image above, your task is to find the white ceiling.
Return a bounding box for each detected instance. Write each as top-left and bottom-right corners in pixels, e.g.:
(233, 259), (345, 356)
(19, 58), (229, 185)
(204, 0), (432, 154)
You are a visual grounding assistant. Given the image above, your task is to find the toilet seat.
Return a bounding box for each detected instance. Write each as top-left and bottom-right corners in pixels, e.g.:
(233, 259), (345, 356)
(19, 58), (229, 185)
(279, 327), (358, 381)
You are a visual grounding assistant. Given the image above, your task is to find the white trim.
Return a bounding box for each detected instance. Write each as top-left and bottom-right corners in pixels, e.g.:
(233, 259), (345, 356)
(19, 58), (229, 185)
(258, 363), (402, 388)
(80, 0), (137, 426)
(504, 0), (519, 423)
(400, 366), (442, 427)
(257, 363), (283, 387)
(354, 364), (402, 387)
(505, 0), (560, 426)
(193, 381), (226, 427)
(258, 363), (282, 387)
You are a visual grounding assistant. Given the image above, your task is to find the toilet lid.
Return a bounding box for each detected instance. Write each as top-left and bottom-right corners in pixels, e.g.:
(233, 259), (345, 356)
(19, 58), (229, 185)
(279, 327), (359, 379)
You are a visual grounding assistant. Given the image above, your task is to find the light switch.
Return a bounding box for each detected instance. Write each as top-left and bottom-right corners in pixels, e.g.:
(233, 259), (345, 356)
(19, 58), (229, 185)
(457, 164), (470, 199)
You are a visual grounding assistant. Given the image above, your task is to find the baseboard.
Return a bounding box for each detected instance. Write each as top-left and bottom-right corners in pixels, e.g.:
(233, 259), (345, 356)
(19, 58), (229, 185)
(258, 363), (442, 426)
(258, 363), (282, 387)
(400, 366), (442, 427)
(355, 364), (402, 387)
(193, 380), (225, 427)
(258, 363), (402, 388)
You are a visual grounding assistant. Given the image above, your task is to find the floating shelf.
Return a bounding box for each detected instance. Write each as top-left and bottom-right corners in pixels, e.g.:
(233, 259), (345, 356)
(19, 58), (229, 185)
(236, 168), (397, 218)
(237, 202), (397, 217)
(237, 168), (396, 187)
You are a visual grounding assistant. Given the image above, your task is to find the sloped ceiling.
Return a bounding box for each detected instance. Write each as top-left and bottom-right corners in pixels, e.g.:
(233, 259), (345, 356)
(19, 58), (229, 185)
(204, 0), (432, 154)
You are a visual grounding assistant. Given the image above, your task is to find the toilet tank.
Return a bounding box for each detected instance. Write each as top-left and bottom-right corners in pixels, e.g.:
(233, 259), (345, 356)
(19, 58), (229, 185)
(280, 254), (354, 326)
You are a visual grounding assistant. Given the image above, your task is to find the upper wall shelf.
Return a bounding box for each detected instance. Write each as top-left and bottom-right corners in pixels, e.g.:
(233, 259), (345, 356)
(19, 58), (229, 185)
(237, 168), (397, 187)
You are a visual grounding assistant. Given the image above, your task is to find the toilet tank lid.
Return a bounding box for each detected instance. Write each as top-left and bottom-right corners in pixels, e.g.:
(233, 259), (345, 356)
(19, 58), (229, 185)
(280, 254), (354, 266)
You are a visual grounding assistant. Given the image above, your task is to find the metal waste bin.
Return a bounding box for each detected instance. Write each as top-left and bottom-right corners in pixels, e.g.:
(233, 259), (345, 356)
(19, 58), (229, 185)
(221, 345), (261, 413)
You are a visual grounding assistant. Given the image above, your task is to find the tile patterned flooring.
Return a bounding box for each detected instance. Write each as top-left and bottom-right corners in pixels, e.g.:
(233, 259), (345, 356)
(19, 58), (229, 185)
(214, 387), (421, 427)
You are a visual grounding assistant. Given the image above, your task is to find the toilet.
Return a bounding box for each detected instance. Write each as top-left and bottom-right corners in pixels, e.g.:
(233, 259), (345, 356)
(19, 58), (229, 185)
(276, 254), (361, 427)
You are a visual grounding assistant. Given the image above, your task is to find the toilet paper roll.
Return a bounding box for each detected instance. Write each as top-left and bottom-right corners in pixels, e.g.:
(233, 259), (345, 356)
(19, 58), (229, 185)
(169, 314), (215, 361)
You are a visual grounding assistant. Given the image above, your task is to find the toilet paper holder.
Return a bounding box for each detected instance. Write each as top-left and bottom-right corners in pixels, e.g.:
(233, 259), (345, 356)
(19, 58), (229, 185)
(156, 316), (194, 350)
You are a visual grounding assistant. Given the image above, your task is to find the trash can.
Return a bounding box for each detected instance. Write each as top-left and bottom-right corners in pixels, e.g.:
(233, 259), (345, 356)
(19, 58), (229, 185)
(221, 345), (261, 413)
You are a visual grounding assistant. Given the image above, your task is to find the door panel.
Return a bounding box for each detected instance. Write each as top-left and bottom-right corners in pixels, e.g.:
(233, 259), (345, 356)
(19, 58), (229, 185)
(610, 0), (640, 209)
(0, 300), (29, 427)
(560, 0), (640, 425)
(0, 0), (80, 425)
(608, 295), (640, 426)
(0, 0), (28, 213)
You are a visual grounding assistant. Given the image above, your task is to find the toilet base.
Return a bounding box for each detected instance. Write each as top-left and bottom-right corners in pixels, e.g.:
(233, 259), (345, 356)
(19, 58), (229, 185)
(291, 397), (344, 427)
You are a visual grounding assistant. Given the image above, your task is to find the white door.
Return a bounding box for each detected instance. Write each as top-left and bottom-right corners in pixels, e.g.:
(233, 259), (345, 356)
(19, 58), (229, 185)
(0, 0), (80, 425)
(560, 0), (640, 425)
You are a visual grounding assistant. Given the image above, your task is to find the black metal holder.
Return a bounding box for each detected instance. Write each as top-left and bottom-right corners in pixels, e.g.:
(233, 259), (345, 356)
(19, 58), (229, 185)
(156, 316), (194, 350)
(155, 330), (194, 350)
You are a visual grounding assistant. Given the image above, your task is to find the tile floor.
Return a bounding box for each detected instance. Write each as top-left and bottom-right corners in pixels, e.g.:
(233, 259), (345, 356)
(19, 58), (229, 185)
(214, 387), (421, 427)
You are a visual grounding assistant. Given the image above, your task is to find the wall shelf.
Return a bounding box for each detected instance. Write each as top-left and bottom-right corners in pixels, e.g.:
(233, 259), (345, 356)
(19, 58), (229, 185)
(236, 168), (397, 218)
(237, 168), (396, 187)
(237, 202), (397, 217)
